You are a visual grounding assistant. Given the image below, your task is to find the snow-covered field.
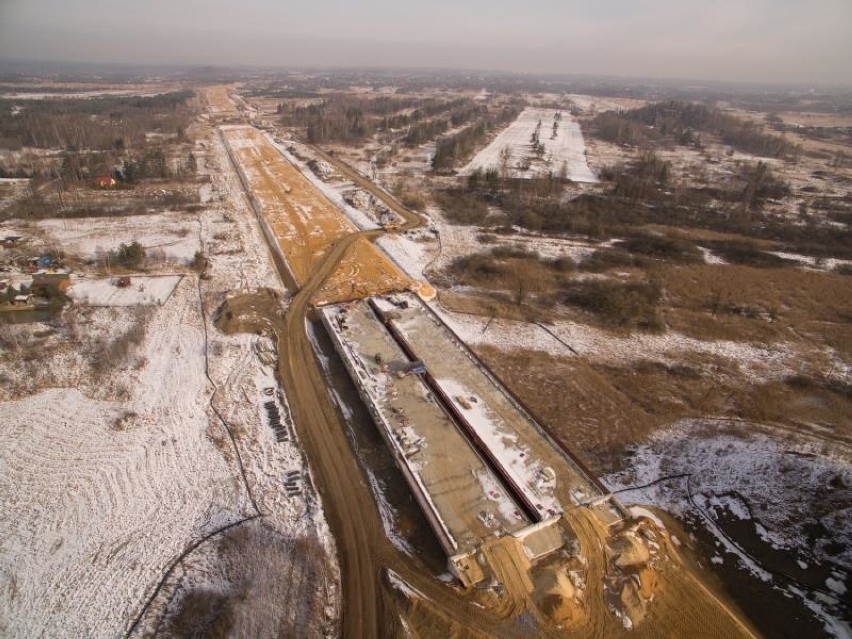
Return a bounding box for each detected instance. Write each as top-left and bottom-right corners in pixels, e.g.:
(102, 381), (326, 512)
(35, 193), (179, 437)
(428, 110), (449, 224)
(1, 89), (169, 100)
(375, 208), (816, 385)
(0, 124), (340, 637)
(427, 299), (807, 383)
(461, 107), (598, 182)
(566, 94), (645, 115)
(0, 278), (245, 638)
(69, 274), (183, 306)
(604, 419), (852, 638)
(37, 211), (201, 264)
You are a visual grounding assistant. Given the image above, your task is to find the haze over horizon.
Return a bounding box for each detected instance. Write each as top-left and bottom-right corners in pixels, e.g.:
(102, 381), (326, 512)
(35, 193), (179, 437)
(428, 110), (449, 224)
(1, 0), (850, 85)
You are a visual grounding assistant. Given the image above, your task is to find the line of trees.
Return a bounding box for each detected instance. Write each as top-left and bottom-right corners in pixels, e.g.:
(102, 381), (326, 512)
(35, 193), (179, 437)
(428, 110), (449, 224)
(431, 106), (523, 171)
(592, 100), (800, 159)
(438, 151), (851, 258)
(403, 103), (485, 145)
(53, 147), (197, 184)
(0, 91), (194, 151)
(278, 95), (480, 144)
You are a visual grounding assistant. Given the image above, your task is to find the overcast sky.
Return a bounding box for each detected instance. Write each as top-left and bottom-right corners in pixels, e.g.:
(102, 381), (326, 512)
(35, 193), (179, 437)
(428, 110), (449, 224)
(1, 0), (850, 84)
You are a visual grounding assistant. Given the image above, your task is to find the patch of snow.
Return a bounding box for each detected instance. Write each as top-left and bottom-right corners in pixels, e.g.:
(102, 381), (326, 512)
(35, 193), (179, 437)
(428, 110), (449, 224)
(461, 107), (598, 183)
(604, 418), (852, 637)
(699, 246), (727, 265)
(430, 302), (805, 384)
(629, 506), (665, 529)
(69, 274), (182, 306)
(825, 577), (847, 596)
(37, 212), (201, 263)
(376, 230), (437, 281)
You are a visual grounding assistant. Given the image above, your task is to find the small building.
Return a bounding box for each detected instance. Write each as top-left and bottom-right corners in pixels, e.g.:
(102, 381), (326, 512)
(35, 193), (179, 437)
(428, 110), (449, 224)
(32, 272), (71, 292)
(11, 294), (32, 306)
(94, 175), (116, 188)
(33, 256), (54, 270)
(1, 235), (22, 247)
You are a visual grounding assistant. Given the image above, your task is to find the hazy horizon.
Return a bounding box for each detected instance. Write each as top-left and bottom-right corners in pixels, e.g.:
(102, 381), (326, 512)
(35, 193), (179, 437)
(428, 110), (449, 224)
(2, 0), (850, 85)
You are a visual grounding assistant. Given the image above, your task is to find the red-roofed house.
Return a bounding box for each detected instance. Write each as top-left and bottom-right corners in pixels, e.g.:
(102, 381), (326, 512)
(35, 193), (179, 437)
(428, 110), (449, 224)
(94, 175), (116, 188)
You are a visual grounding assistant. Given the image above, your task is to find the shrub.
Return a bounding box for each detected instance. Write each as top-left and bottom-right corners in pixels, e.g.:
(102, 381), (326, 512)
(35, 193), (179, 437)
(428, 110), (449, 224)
(621, 235), (704, 264)
(580, 248), (642, 272)
(549, 256), (576, 273)
(435, 190), (489, 225)
(491, 245), (536, 259)
(399, 191), (426, 211)
(191, 250), (209, 272)
(700, 240), (794, 268)
(563, 280), (663, 328)
(108, 241), (146, 269)
(449, 253), (506, 279)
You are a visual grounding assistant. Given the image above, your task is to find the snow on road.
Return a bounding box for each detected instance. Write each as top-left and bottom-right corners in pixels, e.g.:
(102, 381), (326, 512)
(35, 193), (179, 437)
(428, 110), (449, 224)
(436, 377), (562, 517)
(461, 107), (597, 182)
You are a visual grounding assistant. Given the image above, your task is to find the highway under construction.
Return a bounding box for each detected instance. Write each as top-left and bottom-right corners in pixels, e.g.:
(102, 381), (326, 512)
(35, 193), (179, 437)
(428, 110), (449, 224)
(207, 85), (760, 639)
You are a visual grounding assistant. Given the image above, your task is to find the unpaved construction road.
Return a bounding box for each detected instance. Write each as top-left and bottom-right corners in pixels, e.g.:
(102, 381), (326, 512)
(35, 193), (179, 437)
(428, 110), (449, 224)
(306, 143), (421, 226)
(224, 120), (759, 639)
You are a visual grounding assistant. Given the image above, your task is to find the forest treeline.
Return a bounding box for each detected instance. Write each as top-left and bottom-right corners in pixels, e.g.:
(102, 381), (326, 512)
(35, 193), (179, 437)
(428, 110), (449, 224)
(0, 92), (194, 151)
(438, 152), (849, 259)
(593, 100), (800, 159)
(277, 95), (482, 144)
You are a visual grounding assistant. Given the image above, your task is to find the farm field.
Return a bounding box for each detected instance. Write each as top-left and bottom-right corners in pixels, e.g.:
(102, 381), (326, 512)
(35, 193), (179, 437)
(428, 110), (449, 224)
(35, 210), (202, 265)
(461, 107), (598, 182)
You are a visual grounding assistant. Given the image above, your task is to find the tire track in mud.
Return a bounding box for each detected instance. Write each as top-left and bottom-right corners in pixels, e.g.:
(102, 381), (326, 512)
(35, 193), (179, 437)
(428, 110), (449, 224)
(123, 272), (264, 638)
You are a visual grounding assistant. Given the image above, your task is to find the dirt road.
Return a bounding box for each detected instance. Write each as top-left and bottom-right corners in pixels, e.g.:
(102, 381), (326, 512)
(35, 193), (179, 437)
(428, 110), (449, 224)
(306, 143), (421, 228)
(277, 230), (386, 637)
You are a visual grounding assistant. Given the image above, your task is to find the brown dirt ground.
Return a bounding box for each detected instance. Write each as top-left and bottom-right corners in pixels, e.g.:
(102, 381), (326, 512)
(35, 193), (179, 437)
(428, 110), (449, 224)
(478, 343), (851, 477)
(203, 85), (240, 116)
(316, 237), (413, 304)
(658, 263), (852, 351)
(224, 127), (420, 304)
